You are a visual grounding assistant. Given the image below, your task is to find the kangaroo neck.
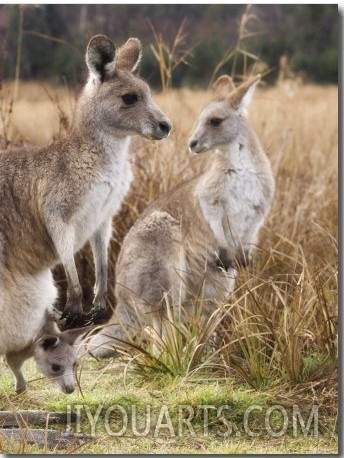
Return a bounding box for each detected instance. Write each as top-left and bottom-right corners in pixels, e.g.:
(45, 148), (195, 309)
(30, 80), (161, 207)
(212, 140), (255, 172)
(71, 98), (132, 162)
(96, 131), (131, 161)
(71, 124), (132, 164)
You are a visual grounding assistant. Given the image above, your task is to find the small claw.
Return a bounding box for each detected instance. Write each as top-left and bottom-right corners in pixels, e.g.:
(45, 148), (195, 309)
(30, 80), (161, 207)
(86, 306), (108, 325)
(59, 310), (87, 330)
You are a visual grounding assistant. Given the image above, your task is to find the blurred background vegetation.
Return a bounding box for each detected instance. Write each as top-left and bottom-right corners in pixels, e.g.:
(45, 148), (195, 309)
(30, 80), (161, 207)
(0, 4), (338, 89)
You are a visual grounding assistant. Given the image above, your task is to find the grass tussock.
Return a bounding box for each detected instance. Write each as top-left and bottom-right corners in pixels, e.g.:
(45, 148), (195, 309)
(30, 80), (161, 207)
(0, 80), (338, 453)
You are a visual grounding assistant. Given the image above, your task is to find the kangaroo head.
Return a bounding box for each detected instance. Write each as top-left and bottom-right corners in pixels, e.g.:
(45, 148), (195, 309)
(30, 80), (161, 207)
(78, 34), (171, 140)
(33, 324), (89, 394)
(188, 75), (261, 154)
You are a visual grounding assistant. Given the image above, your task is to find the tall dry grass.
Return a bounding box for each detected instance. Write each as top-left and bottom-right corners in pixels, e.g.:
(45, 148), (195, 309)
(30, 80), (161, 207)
(0, 81), (74, 147)
(111, 82), (337, 394)
(0, 81), (338, 405)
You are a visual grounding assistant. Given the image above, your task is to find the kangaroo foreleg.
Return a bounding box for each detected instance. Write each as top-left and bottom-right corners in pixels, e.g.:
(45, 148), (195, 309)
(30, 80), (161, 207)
(47, 221), (84, 328)
(88, 218), (112, 323)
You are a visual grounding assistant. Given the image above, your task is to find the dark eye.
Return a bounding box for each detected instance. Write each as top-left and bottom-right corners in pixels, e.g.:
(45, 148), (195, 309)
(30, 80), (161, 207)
(121, 93), (138, 105)
(210, 118), (223, 127)
(52, 364), (61, 373)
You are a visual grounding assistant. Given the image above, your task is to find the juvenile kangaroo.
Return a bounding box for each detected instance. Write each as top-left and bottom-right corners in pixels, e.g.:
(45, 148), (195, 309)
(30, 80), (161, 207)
(0, 34), (171, 329)
(82, 75), (275, 358)
(0, 300), (88, 394)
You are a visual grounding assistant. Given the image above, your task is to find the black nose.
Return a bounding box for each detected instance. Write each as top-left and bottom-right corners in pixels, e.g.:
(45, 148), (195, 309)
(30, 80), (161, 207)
(64, 385), (75, 394)
(189, 140), (198, 150)
(159, 121), (171, 135)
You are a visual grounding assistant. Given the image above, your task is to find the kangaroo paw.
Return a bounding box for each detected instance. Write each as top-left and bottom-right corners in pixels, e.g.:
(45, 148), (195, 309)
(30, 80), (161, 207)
(86, 306), (107, 325)
(59, 309), (87, 330)
(216, 247), (235, 271)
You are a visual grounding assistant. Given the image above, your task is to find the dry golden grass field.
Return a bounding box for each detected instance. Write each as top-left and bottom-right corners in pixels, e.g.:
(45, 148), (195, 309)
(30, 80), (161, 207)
(0, 80), (338, 454)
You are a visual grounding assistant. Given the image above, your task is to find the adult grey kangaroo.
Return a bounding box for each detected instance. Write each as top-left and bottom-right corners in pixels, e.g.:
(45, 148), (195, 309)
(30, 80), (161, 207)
(0, 34), (171, 335)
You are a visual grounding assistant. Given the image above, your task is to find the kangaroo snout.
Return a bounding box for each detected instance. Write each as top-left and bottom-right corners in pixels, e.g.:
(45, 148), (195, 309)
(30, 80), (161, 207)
(62, 383), (75, 394)
(143, 115), (171, 141)
(189, 139), (198, 152)
(158, 120), (171, 137)
(188, 127), (208, 153)
(150, 118), (171, 140)
(56, 368), (76, 394)
(188, 137), (206, 154)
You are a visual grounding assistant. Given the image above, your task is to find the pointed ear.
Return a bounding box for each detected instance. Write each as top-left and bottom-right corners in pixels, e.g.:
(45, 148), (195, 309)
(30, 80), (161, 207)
(37, 335), (60, 351)
(62, 326), (94, 345)
(212, 75), (235, 97)
(229, 75), (261, 110)
(86, 34), (117, 83)
(116, 37), (142, 72)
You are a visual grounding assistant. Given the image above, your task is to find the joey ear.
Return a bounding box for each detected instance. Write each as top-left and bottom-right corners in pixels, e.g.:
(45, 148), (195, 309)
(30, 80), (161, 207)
(37, 335), (60, 351)
(116, 37), (142, 72)
(230, 75), (261, 110)
(62, 326), (94, 345)
(86, 34), (117, 83)
(212, 75), (235, 97)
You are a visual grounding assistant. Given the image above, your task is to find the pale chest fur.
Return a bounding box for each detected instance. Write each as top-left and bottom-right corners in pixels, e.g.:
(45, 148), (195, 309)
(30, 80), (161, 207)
(72, 137), (133, 251)
(196, 146), (268, 246)
(224, 167), (265, 222)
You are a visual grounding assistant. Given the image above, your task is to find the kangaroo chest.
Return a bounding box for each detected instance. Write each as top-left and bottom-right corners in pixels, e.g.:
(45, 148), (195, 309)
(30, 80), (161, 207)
(197, 165), (265, 245)
(73, 155), (133, 251)
(224, 167), (264, 219)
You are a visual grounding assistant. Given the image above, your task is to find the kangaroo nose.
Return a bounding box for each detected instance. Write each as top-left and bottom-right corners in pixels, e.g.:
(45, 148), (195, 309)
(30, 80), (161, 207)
(159, 120), (171, 136)
(189, 140), (198, 150)
(64, 385), (75, 394)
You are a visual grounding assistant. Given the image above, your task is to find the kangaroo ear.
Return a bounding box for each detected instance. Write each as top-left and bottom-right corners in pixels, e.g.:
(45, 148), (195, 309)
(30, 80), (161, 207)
(86, 34), (117, 83)
(116, 37), (142, 72)
(212, 75), (235, 97)
(62, 326), (94, 345)
(37, 336), (60, 351)
(230, 75), (261, 110)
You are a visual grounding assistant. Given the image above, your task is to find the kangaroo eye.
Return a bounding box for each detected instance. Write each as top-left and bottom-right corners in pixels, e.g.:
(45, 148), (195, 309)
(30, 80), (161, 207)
(52, 364), (62, 373)
(210, 118), (223, 127)
(121, 93), (138, 105)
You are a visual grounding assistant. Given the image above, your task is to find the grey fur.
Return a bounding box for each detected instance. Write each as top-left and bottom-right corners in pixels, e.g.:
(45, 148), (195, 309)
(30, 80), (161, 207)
(0, 32), (170, 352)
(4, 312), (87, 394)
(83, 75), (275, 358)
(0, 34), (170, 387)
